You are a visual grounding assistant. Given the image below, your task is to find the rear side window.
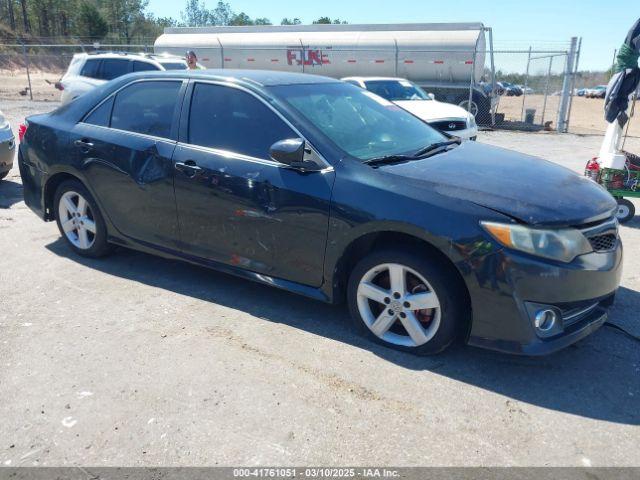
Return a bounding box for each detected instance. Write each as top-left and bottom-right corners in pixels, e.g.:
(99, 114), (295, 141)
(133, 61), (160, 72)
(111, 81), (182, 138)
(84, 97), (114, 127)
(99, 59), (130, 80)
(158, 62), (188, 70)
(80, 59), (101, 79)
(188, 83), (296, 159)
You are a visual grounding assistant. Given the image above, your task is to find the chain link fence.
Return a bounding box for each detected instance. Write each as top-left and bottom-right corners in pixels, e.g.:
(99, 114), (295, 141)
(0, 41), (155, 102)
(1, 36), (601, 136)
(490, 48), (570, 130)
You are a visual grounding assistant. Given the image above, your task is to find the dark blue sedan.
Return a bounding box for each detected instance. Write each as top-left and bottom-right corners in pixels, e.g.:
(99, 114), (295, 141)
(18, 70), (622, 355)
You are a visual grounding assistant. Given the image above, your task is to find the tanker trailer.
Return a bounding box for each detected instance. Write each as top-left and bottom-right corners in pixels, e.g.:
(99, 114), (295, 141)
(154, 23), (496, 123)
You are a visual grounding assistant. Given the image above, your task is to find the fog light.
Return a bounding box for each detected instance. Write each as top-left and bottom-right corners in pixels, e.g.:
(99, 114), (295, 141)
(534, 309), (558, 332)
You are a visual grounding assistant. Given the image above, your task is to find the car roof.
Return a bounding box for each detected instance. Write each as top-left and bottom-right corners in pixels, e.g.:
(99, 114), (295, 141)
(132, 69), (341, 87)
(342, 76), (408, 83)
(76, 52), (183, 62)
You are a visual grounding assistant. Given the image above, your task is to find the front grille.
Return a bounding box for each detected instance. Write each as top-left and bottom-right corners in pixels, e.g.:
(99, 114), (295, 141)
(429, 120), (467, 131)
(588, 233), (617, 252)
(579, 217), (618, 253)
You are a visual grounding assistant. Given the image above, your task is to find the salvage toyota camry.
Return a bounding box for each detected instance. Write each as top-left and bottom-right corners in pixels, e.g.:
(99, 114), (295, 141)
(18, 70), (622, 355)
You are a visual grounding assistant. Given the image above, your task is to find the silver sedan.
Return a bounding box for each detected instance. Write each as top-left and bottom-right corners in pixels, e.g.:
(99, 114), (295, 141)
(0, 110), (15, 180)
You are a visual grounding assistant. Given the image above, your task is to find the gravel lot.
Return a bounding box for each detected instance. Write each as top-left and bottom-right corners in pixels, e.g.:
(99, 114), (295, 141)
(0, 100), (639, 467)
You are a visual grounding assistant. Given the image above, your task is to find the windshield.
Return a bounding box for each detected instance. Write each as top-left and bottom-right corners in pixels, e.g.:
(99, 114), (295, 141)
(363, 80), (430, 101)
(159, 61), (188, 70)
(269, 82), (446, 161)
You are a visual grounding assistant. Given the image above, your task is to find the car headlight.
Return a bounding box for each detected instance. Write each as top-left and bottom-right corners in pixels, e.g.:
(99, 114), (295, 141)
(481, 221), (592, 263)
(467, 114), (476, 128)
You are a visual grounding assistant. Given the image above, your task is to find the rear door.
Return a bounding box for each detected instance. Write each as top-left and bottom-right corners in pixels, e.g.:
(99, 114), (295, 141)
(172, 81), (335, 286)
(77, 58), (106, 88)
(96, 58), (131, 81)
(70, 79), (186, 249)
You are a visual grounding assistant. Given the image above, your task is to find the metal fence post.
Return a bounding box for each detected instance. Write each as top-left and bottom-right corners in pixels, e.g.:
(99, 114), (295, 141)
(565, 37), (582, 133)
(556, 37), (577, 133)
(468, 48), (476, 116)
(21, 40), (33, 101)
(541, 56), (554, 126)
(487, 27), (496, 126)
(520, 46), (532, 121)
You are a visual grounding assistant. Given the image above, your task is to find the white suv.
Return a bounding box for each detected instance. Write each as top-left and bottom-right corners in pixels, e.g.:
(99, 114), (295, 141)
(342, 77), (478, 141)
(57, 52), (189, 105)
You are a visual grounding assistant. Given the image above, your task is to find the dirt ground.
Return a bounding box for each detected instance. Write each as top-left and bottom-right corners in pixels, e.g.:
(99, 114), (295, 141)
(0, 69), (63, 102)
(497, 94), (640, 137)
(0, 100), (639, 467)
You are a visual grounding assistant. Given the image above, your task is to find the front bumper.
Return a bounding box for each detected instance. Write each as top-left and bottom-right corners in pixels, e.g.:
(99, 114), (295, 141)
(446, 125), (478, 141)
(466, 242), (623, 355)
(0, 126), (15, 174)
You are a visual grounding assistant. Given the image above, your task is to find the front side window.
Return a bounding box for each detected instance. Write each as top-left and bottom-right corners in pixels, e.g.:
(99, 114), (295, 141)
(269, 82), (445, 161)
(363, 80), (430, 101)
(188, 83), (296, 159)
(99, 59), (130, 80)
(132, 61), (160, 72)
(111, 81), (182, 138)
(158, 61), (188, 71)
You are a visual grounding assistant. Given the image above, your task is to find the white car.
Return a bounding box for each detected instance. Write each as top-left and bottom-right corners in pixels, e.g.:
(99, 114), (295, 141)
(343, 77), (478, 140)
(56, 52), (190, 105)
(0, 110), (15, 181)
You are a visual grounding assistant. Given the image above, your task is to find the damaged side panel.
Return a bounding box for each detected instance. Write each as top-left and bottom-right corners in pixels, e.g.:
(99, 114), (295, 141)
(172, 144), (336, 287)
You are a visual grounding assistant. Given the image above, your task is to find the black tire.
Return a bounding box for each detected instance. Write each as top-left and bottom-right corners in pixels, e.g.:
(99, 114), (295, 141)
(457, 95), (491, 125)
(54, 179), (112, 257)
(0, 171), (8, 180)
(615, 198), (635, 224)
(347, 248), (468, 355)
(456, 95), (479, 117)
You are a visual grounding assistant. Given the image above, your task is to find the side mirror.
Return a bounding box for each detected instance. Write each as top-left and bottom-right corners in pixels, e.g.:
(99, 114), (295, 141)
(270, 138), (320, 170)
(427, 93), (436, 100)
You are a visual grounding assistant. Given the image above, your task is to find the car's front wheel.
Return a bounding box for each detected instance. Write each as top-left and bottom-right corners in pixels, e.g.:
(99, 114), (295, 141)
(54, 180), (112, 257)
(347, 249), (466, 355)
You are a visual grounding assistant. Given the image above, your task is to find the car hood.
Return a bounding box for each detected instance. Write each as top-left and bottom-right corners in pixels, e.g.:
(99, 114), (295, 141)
(394, 99), (470, 122)
(376, 141), (616, 226)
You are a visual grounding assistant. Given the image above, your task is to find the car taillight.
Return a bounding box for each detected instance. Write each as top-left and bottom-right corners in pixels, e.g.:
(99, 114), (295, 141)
(18, 122), (28, 143)
(54, 82), (64, 91)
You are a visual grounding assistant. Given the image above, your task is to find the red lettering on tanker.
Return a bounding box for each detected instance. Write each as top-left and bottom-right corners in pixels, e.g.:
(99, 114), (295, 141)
(286, 49), (330, 67)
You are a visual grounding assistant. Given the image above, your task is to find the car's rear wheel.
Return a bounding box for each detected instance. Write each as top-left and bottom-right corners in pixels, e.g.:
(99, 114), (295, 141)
(54, 180), (111, 257)
(347, 249), (466, 355)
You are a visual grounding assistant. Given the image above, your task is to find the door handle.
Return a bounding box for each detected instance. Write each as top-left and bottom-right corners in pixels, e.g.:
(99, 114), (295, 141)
(175, 160), (203, 177)
(74, 139), (94, 151)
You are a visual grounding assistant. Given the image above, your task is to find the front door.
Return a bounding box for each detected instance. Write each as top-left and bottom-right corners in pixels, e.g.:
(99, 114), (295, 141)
(71, 79), (185, 248)
(172, 82), (335, 287)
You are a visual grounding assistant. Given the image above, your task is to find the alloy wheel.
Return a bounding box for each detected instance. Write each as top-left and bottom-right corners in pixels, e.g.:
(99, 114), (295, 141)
(459, 99), (479, 117)
(58, 191), (97, 250)
(356, 263), (441, 347)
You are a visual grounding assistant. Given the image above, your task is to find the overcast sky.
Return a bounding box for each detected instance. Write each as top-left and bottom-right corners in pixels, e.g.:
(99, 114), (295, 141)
(147, 0), (637, 71)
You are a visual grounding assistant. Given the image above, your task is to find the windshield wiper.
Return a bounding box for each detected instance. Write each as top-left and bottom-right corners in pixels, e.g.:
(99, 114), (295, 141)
(412, 139), (461, 158)
(362, 154), (419, 167)
(362, 139), (461, 167)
